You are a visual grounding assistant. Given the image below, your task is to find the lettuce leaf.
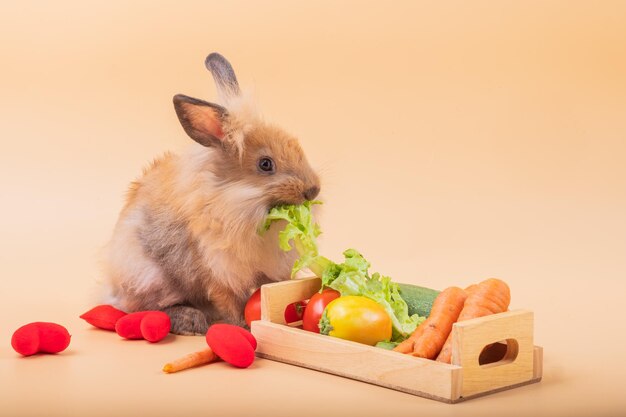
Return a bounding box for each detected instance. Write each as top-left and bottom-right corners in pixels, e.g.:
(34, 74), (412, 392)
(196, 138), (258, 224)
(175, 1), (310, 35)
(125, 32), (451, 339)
(261, 201), (332, 277)
(323, 249), (424, 341)
(262, 203), (424, 341)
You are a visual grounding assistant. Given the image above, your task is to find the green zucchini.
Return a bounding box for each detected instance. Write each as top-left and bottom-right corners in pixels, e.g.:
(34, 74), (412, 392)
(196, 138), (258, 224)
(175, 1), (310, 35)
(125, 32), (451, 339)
(375, 341), (400, 350)
(397, 283), (440, 318)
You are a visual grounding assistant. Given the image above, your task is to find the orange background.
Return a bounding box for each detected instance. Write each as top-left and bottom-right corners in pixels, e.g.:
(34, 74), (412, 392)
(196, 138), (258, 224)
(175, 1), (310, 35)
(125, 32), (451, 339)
(1, 1), (625, 416)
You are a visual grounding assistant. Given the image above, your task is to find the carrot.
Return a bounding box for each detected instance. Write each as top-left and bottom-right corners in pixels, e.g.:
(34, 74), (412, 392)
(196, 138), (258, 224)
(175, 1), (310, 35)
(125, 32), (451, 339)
(393, 327), (425, 353)
(411, 286), (468, 359)
(393, 287), (467, 357)
(162, 347), (219, 373)
(464, 283), (479, 294)
(436, 278), (510, 363)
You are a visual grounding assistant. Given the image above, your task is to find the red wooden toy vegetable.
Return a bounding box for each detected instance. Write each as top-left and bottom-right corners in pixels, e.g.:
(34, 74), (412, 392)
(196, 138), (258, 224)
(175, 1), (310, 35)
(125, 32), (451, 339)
(140, 312), (171, 343)
(205, 324), (256, 368)
(115, 311), (153, 339)
(115, 311), (171, 342)
(230, 324), (257, 350)
(11, 322), (71, 356)
(80, 305), (127, 330)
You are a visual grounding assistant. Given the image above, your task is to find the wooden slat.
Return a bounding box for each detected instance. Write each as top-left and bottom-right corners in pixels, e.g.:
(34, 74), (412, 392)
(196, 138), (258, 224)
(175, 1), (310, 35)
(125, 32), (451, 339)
(533, 345), (543, 380)
(456, 345), (543, 402)
(260, 276), (320, 324)
(252, 320), (461, 402)
(451, 310), (535, 398)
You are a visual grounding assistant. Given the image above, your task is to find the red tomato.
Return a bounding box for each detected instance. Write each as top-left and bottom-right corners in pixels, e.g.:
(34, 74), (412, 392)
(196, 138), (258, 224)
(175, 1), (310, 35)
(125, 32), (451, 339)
(245, 288), (309, 327)
(244, 289), (262, 328)
(302, 289), (341, 333)
(284, 300), (308, 323)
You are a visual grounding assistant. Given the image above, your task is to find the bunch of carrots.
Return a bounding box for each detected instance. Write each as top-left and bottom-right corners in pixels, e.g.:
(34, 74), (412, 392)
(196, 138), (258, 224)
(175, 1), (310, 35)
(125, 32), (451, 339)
(393, 278), (510, 363)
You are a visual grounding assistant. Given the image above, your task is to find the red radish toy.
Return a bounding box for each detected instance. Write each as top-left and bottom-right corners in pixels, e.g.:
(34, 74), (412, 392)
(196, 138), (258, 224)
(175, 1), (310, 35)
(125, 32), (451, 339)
(115, 311), (171, 342)
(115, 311), (153, 339)
(205, 324), (256, 368)
(80, 305), (127, 330)
(140, 312), (172, 343)
(11, 322), (71, 356)
(163, 324), (257, 373)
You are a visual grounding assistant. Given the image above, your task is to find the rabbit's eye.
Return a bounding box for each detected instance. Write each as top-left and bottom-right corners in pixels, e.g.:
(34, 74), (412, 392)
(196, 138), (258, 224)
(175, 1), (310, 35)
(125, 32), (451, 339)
(257, 157), (275, 174)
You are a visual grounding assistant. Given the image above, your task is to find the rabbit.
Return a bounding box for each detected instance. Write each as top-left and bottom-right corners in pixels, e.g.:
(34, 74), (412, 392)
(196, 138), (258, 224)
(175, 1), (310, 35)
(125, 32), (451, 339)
(102, 53), (321, 335)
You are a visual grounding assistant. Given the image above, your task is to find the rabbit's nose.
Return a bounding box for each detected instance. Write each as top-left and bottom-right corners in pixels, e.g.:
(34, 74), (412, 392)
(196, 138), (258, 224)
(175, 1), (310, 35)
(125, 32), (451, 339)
(303, 186), (320, 201)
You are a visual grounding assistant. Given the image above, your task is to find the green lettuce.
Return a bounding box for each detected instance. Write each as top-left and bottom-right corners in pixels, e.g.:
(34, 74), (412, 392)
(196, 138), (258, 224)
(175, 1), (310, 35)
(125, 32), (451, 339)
(262, 202), (424, 341)
(322, 249), (424, 341)
(261, 201), (332, 277)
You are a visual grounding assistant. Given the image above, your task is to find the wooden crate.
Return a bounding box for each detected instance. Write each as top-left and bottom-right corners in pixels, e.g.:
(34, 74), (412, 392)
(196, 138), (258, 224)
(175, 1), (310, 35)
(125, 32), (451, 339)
(251, 277), (543, 403)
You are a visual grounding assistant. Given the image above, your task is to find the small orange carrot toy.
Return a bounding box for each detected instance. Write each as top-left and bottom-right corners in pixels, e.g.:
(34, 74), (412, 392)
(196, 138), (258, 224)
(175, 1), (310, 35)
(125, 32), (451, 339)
(436, 278), (510, 363)
(163, 348), (219, 373)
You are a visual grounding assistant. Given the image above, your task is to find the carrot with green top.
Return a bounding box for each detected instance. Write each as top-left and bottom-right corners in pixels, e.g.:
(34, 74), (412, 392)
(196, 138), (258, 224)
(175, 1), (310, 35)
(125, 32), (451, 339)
(436, 278), (510, 363)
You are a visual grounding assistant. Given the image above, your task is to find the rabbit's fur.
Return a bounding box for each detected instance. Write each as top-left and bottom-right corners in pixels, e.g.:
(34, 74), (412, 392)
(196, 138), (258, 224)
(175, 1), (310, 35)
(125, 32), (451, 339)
(103, 53), (320, 334)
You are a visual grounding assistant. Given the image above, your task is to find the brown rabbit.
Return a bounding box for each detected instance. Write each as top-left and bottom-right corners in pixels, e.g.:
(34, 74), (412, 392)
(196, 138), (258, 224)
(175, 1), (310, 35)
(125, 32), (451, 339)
(102, 53), (320, 335)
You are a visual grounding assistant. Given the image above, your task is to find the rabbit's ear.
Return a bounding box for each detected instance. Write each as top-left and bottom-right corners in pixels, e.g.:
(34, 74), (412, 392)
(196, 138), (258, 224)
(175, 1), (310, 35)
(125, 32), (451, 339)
(173, 94), (228, 147)
(205, 53), (240, 101)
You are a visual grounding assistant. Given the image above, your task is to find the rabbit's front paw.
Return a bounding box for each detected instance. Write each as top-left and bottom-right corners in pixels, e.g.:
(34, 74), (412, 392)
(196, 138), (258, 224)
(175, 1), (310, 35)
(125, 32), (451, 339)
(162, 305), (208, 335)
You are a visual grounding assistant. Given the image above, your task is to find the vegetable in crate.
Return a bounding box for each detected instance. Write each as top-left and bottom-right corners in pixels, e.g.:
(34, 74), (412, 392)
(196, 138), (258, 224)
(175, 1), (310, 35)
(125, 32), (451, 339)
(394, 286), (467, 356)
(262, 202), (427, 342)
(319, 296), (392, 345)
(321, 249), (424, 341)
(302, 289), (340, 333)
(244, 288), (309, 327)
(397, 283), (440, 318)
(436, 278), (510, 363)
(284, 299), (308, 323)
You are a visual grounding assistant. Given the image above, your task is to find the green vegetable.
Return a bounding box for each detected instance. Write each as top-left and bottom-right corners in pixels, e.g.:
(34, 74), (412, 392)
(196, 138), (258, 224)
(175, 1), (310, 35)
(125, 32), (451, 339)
(260, 201), (332, 277)
(262, 202), (425, 342)
(322, 249), (424, 341)
(375, 341), (400, 350)
(397, 283), (441, 317)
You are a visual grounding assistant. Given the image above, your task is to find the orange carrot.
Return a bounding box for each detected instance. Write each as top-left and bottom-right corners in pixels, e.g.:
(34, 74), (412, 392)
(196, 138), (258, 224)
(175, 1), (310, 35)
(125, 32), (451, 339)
(393, 327), (425, 353)
(393, 287), (467, 357)
(436, 278), (510, 363)
(162, 347), (219, 373)
(464, 283), (478, 294)
(410, 287), (467, 359)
